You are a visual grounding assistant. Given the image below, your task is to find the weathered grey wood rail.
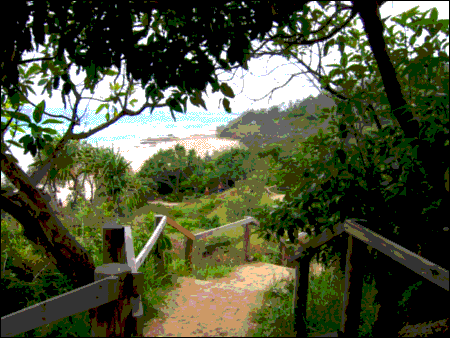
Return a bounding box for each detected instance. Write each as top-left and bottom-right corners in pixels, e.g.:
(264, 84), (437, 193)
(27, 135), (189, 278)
(1, 215), (177, 337)
(4, 213), (447, 337)
(284, 219), (449, 337)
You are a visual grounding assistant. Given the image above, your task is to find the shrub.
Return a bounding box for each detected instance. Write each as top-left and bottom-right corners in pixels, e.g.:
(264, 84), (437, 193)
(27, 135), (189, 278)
(170, 208), (185, 218)
(198, 214), (221, 230)
(178, 218), (201, 232)
(197, 200), (217, 215)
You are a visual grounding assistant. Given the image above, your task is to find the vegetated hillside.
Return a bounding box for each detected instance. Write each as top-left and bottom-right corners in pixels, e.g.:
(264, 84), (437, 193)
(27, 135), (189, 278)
(216, 91), (340, 150)
(215, 89), (397, 156)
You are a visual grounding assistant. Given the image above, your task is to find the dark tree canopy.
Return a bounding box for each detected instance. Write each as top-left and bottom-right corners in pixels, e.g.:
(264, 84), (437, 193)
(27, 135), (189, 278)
(3, 1), (310, 102)
(2, 3), (447, 334)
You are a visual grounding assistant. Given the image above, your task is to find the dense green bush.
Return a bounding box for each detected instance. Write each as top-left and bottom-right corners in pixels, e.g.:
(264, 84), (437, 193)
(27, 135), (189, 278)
(198, 214), (221, 230)
(0, 265), (90, 337)
(197, 200), (219, 215)
(176, 218), (200, 232)
(170, 208), (185, 218)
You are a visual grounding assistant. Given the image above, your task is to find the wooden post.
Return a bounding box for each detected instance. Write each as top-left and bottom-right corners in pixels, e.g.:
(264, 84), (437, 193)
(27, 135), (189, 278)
(293, 253), (313, 337)
(153, 215), (165, 277)
(340, 234), (365, 336)
(279, 238), (287, 266)
(293, 228), (299, 245)
(103, 221), (126, 264)
(244, 222), (252, 262)
(185, 238), (194, 273)
(90, 263), (137, 337)
(101, 222), (144, 337)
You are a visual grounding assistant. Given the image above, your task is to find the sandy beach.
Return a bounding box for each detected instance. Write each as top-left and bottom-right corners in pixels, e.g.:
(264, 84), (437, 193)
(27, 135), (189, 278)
(118, 136), (243, 173)
(54, 136), (243, 206)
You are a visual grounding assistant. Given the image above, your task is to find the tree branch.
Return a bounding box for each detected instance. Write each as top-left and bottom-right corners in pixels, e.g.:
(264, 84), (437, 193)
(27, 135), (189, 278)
(17, 56), (56, 65)
(354, 0), (418, 138)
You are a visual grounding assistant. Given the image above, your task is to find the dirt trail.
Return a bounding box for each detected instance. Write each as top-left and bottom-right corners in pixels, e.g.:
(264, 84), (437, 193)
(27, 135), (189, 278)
(148, 186), (286, 208)
(143, 262), (295, 337)
(148, 200), (181, 207)
(144, 186), (293, 336)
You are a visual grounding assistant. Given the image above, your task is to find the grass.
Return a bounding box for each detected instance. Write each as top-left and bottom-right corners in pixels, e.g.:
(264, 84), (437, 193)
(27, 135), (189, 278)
(2, 179), (381, 337)
(248, 258), (380, 337)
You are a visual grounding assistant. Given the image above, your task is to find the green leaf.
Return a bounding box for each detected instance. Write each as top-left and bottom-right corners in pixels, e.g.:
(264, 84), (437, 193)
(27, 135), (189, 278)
(189, 91), (207, 110)
(29, 122), (43, 134)
(145, 84), (159, 101)
(408, 18), (435, 27)
(25, 63), (41, 78)
(33, 100), (45, 123)
(19, 134), (33, 145)
(8, 110), (31, 124)
(141, 12), (149, 26)
(347, 64), (367, 77)
(41, 61), (49, 74)
(62, 82), (72, 95)
(42, 119), (63, 125)
(106, 69), (118, 76)
(6, 140), (23, 149)
(41, 128), (58, 135)
(220, 83), (235, 98)
(168, 98), (183, 113)
(180, 95), (188, 113)
(211, 81), (220, 93)
(323, 38), (335, 57)
(38, 79), (47, 86)
(95, 103), (108, 115)
(43, 134), (53, 142)
(9, 125), (26, 134)
(341, 52), (348, 68)
(430, 8), (438, 21)
(223, 98), (231, 113)
(337, 36), (346, 56)
(130, 99), (138, 107)
(26, 85), (36, 96)
(299, 16), (311, 37)
(10, 92), (21, 106)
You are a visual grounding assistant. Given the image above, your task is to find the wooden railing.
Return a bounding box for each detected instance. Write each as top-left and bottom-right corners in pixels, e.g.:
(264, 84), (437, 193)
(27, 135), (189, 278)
(283, 219), (449, 337)
(174, 214), (449, 336)
(3, 212), (447, 337)
(1, 214), (181, 337)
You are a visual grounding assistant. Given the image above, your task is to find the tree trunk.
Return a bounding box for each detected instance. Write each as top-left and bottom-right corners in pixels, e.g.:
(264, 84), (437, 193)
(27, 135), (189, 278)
(354, 0), (420, 139)
(1, 153), (96, 289)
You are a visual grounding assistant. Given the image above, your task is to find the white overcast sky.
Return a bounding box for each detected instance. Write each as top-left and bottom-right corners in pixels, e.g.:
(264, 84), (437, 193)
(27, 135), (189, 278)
(2, 1), (449, 178)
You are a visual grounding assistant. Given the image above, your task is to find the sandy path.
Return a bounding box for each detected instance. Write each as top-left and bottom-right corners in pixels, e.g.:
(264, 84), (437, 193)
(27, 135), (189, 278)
(148, 200), (181, 207)
(264, 186), (286, 202)
(144, 262), (295, 337)
(147, 186), (286, 208)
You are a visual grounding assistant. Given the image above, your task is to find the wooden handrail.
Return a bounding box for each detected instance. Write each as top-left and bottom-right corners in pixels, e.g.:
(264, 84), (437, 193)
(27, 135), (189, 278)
(2, 213), (180, 338)
(1, 276), (120, 337)
(124, 226), (138, 273)
(166, 217), (196, 240)
(287, 221), (348, 262)
(286, 219), (449, 292)
(194, 216), (259, 240)
(135, 215), (167, 271)
(343, 221), (449, 291)
(6, 212), (446, 337)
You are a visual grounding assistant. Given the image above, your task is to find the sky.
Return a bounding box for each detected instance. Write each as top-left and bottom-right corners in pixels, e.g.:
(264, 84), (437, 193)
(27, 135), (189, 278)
(2, 1), (449, 180)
